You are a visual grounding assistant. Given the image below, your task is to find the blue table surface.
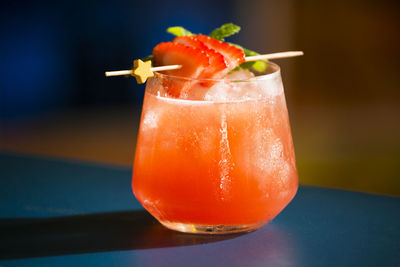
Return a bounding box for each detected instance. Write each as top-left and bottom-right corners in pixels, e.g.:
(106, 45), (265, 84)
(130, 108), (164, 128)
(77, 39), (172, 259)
(0, 153), (399, 267)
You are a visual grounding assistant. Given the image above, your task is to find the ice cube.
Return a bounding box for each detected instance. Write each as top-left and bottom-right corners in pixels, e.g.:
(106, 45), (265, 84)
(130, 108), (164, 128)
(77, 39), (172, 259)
(203, 68), (285, 101)
(251, 73), (284, 97)
(205, 80), (269, 102)
(203, 81), (241, 102)
(142, 110), (159, 130)
(225, 69), (255, 81)
(233, 80), (267, 100)
(184, 82), (210, 100)
(236, 125), (293, 194)
(228, 68), (284, 98)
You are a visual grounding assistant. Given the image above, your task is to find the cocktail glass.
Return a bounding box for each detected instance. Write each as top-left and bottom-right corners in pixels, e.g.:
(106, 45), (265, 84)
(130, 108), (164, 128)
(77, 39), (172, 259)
(132, 62), (298, 234)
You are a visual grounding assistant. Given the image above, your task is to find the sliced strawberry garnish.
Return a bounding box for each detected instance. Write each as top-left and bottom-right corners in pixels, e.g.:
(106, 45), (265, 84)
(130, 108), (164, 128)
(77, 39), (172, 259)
(153, 42), (209, 77)
(173, 36), (227, 80)
(152, 42), (210, 97)
(196, 34), (245, 72)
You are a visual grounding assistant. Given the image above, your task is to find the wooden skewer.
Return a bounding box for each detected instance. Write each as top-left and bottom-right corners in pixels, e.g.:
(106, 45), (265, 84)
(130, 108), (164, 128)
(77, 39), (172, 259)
(105, 70), (132, 77)
(105, 65), (182, 77)
(150, 65), (183, 72)
(244, 51), (303, 61)
(105, 51), (303, 78)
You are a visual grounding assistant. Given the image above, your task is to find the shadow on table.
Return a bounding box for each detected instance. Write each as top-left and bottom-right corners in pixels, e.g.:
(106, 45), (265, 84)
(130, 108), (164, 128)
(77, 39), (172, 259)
(0, 210), (241, 260)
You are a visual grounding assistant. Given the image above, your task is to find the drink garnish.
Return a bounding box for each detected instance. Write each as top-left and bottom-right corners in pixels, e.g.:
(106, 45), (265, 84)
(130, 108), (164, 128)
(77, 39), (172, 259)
(105, 23), (303, 92)
(166, 24), (265, 73)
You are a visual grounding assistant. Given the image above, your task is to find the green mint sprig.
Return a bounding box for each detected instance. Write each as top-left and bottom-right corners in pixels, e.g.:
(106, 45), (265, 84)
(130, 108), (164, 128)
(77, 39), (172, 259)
(209, 23), (240, 41)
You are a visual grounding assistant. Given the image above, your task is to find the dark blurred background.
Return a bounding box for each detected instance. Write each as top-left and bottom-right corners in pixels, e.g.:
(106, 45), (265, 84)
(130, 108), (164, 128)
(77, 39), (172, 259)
(1, 0), (399, 195)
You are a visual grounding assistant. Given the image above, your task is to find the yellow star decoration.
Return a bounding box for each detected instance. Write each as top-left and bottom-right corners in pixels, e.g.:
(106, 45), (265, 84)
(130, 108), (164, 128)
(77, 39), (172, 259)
(131, 59), (154, 84)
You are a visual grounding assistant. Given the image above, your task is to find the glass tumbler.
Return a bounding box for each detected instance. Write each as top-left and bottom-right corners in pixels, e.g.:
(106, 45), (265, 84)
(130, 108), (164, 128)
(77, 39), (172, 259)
(132, 62), (298, 234)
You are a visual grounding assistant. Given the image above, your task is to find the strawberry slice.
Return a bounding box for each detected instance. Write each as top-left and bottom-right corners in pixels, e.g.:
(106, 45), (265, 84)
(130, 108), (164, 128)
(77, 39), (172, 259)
(195, 34), (245, 72)
(152, 42), (210, 97)
(173, 36), (227, 80)
(173, 35), (208, 50)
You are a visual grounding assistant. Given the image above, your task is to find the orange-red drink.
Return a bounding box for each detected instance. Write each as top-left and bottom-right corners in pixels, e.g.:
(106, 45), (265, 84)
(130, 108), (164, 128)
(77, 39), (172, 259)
(132, 63), (298, 234)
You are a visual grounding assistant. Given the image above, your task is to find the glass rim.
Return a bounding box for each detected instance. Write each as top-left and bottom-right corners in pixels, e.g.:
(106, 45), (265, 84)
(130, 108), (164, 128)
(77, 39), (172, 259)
(153, 61), (281, 83)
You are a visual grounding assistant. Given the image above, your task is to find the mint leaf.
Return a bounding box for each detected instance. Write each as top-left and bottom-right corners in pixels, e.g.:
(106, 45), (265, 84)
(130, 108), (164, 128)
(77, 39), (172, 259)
(166, 26), (193, 37)
(209, 23), (240, 41)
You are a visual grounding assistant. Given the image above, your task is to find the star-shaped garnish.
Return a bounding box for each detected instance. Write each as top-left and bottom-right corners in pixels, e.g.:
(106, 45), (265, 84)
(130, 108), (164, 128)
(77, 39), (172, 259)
(131, 59), (154, 84)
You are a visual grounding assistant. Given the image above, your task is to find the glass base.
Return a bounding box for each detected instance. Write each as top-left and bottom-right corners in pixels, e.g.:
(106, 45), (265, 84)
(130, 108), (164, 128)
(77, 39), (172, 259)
(160, 221), (267, 234)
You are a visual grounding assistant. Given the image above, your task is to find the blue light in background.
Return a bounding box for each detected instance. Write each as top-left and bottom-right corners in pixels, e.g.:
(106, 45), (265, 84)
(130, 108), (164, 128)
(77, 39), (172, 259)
(0, 12), (70, 119)
(0, 0), (236, 119)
